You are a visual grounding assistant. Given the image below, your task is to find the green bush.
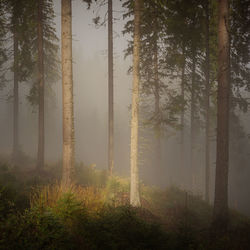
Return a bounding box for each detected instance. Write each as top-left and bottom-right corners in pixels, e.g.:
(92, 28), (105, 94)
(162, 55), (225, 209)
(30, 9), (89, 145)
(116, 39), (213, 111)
(1, 161), (250, 249)
(0, 185), (16, 221)
(0, 208), (72, 250)
(0, 193), (84, 250)
(0, 193), (172, 250)
(104, 176), (130, 206)
(73, 205), (170, 250)
(0, 184), (29, 219)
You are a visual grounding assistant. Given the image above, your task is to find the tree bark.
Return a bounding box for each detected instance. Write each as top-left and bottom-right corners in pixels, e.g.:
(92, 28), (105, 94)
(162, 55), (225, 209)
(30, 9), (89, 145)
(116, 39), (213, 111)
(108, 0), (114, 176)
(153, 21), (161, 171)
(130, 0), (142, 207)
(190, 51), (196, 191)
(180, 44), (186, 168)
(212, 0), (230, 232)
(37, 0), (45, 171)
(205, 0), (210, 203)
(61, 0), (75, 187)
(12, 21), (19, 165)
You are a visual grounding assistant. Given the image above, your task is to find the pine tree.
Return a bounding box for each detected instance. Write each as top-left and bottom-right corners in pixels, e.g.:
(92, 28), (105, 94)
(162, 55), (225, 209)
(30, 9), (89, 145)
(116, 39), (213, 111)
(108, 0), (114, 176)
(212, 0), (230, 232)
(0, 0), (7, 88)
(81, 0), (115, 175)
(123, 0), (170, 179)
(204, 0), (211, 203)
(37, 0), (45, 171)
(61, 0), (75, 187)
(130, 0), (142, 207)
(25, 0), (59, 171)
(7, 0), (34, 165)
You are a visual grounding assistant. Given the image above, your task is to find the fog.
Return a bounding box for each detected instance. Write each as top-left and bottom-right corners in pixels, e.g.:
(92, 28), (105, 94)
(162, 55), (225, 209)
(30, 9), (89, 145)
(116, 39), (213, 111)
(1, 0), (132, 170)
(0, 0), (250, 217)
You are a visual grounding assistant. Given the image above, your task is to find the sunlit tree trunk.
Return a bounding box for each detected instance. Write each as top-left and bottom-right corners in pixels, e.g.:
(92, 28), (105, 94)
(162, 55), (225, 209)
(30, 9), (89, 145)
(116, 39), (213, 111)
(61, 0), (75, 187)
(108, 0), (114, 176)
(37, 0), (45, 171)
(205, 0), (210, 203)
(212, 0), (230, 232)
(12, 18), (19, 165)
(130, 0), (142, 207)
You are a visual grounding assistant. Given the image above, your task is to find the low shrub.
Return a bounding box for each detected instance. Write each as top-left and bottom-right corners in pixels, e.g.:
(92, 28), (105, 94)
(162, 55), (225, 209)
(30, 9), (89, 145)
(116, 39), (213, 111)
(30, 183), (105, 214)
(0, 208), (72, 250)
(103, 175), (130, 206)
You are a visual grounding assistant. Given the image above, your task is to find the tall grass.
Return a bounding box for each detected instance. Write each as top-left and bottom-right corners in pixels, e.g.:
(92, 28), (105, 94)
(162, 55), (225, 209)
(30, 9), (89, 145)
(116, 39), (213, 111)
(30, 183), (105, 213)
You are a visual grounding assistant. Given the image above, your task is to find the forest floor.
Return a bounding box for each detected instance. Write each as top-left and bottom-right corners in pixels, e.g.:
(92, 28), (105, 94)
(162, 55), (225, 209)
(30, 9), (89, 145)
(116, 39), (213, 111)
(0, 156), (250, 250)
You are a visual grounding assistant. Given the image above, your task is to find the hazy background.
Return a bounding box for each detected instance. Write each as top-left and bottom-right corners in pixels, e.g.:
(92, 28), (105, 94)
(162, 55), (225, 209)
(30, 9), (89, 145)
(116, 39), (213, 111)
(0, 0), (250, 216)
(0, 0), (132, 172)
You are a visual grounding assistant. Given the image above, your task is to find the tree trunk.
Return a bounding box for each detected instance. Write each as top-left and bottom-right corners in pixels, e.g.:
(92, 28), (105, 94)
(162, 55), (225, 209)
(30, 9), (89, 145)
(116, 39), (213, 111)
(153, 22), (161, 171)
(108, 0), (114, 176)
(212, 0), (230, 232)
(37, 0), (45, 171)
(130, 0), (142, 207)
(205, 0), (210, 203)
(12, 24), (19, 165)
(190, 51), (196, 191)
(180, 44), (186, 168)
(61, 0), (75, 187)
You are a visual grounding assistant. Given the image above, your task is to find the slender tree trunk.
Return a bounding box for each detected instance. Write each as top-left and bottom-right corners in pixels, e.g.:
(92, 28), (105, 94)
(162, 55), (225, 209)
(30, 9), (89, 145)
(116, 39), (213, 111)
(212, 0), (230, 232)
(61, 0), (75, 187)
(37, 0), (45, 171)
(108, 0), (114, 176)
(205, 0), (210, 203)
(190, 51), (196, 191)
(153, 23), (161, 171)
(180, 44), (186, 168)
(12, 25), (19, 165)
(130, 0), (142, 207)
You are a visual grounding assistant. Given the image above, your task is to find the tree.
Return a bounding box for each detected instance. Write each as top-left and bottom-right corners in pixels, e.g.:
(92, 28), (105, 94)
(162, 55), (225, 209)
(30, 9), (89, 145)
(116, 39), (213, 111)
(164, 0), (205, 191)
(37, 0), (45, 171)
(123, 0), (171, 178)
(212, 0), (230, 232)
(124, 0), (207, 190)
(82, 0), (115, 175)
(140, 0), (165, 173)
(12, 2), (20, 165)
(188, 4), (204, 192)
(8, 0), (34, 165)
(108, 0), (114, 176)
(204, 0), (210, 203)
(6, 0), (59, 170)
(0, 0), (7, 88)
(130, 0), (142, 207)
(30, 0), (59, 171)
(152, 16), (161, 172)
(12, 0), (59, 170)
(230, 0), (250, 109)
(61, 0), (75, 187)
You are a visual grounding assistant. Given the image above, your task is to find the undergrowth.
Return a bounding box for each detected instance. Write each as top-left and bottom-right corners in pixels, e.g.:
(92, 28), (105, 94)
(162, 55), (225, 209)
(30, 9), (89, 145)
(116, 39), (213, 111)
(0, 161), (250, 249)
